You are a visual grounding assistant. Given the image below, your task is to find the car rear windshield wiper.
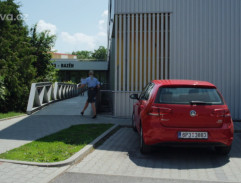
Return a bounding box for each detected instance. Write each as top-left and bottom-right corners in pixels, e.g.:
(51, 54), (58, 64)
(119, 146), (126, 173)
(189, 101), (212, 105)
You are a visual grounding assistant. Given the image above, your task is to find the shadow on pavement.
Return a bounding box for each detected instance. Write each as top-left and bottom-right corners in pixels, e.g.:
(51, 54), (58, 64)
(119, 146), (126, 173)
(0, 94), (130, 142)
(97, 127), (241, 169)
(0, 115), (130, 141)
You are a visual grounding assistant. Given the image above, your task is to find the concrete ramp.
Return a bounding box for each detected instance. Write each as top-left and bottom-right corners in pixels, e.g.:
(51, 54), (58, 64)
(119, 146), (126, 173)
(34, 93), (91, 116)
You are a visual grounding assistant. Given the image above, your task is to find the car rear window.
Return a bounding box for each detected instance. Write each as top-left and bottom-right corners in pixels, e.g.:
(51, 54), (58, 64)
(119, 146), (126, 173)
(155, 87), (224, 105)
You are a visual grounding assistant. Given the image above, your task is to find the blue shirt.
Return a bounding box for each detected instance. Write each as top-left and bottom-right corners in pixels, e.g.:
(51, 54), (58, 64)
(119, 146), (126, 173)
(82, 77), (100, 88)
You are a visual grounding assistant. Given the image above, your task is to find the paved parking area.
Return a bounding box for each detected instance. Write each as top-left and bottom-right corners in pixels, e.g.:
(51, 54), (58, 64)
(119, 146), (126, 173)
(0, 162), (69, 183)
(66, 128), (241, 183)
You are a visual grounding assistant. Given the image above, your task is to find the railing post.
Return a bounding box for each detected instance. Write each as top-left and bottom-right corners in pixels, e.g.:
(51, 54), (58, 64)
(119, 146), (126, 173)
(54, 82), (58, 100)
(27, 83), (37, 115)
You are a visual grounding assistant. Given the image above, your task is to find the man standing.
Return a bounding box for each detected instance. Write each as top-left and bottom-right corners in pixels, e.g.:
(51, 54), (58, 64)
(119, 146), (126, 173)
(79, 70), (100, 118)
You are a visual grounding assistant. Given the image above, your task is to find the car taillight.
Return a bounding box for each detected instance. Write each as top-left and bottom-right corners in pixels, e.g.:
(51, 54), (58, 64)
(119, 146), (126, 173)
(148, 106), (172, 116)
(148, 106), (160, 116)
(212, 109), (231, 118)
(224, 109), (231, 117)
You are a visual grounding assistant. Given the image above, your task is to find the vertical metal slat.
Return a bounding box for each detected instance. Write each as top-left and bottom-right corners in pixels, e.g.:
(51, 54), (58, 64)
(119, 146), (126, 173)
(160, 13), (164, 79)
(152, 13), (156, 80)
(165, 14), (168, 79)
(144, 14), (147, 86)
(123, 14), (126, 91)
(135, 14), (139, 91)
(123, 15), (127, 116)
(139, 14), (143, 90)
(156, 13), (160, 80)
(114, 15), (118, 116)
(148, 14), (151, 83)
(127, 14), (130, 91)
(131, 14), (134, 91)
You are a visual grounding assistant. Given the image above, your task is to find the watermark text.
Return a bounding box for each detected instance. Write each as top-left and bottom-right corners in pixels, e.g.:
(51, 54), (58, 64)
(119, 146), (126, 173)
(0, 14), (28, 21)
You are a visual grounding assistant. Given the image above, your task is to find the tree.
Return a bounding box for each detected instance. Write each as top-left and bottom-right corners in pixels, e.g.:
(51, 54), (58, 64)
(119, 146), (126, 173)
(30, 24), (57, 82)
(92, 46), (107, 60)
(0, 0), (57, 112)
(0, 0), (37, 112)
(72, 50), (93, 60)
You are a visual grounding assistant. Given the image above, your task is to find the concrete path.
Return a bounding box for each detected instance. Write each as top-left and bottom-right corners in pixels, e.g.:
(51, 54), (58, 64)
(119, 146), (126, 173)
(56, 128), (241, 183)
(0, 93), (130, 154)
(0, 93), (130, 183)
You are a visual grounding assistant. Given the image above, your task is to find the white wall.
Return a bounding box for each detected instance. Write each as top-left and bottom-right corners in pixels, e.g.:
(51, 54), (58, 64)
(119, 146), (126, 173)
(111, 0), (241, 120)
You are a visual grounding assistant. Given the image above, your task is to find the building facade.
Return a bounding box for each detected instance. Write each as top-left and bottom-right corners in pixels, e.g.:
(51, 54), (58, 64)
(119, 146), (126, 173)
(51, 53), (108, 84)
(107, 0), (241, 120)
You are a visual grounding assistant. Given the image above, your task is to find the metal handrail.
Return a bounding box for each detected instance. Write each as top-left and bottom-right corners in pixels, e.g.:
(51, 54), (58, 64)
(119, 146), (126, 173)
(26, 82), (81, 114)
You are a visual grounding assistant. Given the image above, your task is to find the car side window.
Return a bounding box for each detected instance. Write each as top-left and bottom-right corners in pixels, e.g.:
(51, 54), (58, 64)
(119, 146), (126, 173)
(139, 83), (150, 100)
(144, 83), (154, 100)
(139, 83), (154, 100)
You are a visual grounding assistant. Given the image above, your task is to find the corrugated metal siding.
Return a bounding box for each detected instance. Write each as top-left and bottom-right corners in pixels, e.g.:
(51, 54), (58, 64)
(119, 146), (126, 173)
(112, 0), (241, 120)
(113, 91), (141, 117)
(113, 13), (170, 117)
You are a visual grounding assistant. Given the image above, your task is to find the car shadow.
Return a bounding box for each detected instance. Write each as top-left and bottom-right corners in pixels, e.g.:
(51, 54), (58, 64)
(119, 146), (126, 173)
(128, 146), (230, 169)
(97, 127), (241, 169)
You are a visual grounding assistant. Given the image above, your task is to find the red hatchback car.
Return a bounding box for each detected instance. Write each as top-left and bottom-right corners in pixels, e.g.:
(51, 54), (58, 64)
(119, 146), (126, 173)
(130, 80), (234, 155)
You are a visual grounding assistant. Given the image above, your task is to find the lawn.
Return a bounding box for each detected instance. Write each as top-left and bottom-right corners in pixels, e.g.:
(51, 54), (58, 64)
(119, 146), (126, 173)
(0, 112), (24, 119)
(0, 124), (113, 163)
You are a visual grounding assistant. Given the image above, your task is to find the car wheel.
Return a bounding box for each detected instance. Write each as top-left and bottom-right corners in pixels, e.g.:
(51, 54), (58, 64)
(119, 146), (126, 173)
(132, 113), (137, 132)
(140, 125), (151, 154)
(215, 145), (231, 155)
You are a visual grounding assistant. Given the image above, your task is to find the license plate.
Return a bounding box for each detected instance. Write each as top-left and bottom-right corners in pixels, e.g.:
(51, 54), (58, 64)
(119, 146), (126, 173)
(178, 132), (208, 139)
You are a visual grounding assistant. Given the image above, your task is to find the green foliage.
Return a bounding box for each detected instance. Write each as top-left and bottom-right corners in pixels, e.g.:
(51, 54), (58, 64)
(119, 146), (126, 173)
(30, 24), (57, 82)
(92, 46), (107, 60)
(72, 50), (93, 60)
(0, 0), (36, 112)
(0, 0), (57, 112)
(64, 80), (76, 84)
(72, 46), (107, 60)
(0, 76), (6, 101)
(0, 124), (113, 162)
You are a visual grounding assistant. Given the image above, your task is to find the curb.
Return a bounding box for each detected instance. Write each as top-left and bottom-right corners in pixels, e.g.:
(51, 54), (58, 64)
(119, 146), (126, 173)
(0, 124), (119, 167)
(0, 114), (27, 122)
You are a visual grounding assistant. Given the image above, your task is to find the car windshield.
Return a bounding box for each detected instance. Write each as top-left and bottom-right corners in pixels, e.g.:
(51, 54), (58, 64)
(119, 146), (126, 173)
(155, 87), (224, 105)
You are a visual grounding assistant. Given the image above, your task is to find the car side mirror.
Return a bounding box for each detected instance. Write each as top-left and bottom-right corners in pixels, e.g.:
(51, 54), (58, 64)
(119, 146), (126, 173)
(130, 94), (139, 100)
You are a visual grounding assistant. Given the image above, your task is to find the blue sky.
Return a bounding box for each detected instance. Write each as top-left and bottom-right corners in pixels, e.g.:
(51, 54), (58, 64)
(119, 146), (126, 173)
(17, 0), (109, 53)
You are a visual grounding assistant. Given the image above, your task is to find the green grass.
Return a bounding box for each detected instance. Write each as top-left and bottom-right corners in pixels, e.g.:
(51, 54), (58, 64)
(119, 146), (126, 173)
(0, 112), (24, 120)
(0, 124), (113, 163)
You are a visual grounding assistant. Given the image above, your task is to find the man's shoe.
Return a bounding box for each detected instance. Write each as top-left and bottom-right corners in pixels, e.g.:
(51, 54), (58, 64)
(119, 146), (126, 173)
(81, 112), (84, 116)
(92, 115), (97, 119)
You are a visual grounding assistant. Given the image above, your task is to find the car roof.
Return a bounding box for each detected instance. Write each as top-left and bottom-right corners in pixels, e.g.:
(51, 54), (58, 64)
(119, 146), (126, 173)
(152, 80), (216, 88)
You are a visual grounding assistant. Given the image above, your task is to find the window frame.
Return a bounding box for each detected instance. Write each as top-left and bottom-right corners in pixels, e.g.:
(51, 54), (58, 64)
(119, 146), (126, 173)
(139, 83), (155, 101)
(154, 86), (224, 105)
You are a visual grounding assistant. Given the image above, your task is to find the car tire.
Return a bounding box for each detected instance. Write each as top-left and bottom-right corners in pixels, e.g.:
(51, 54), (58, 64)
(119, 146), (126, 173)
(140, 125), (151, 154)
(132, 113), (137, 132)
(215, 145), (231, 155)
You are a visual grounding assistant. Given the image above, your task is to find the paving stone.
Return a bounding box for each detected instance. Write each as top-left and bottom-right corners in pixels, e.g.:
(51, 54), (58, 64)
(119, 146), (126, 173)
(0, 163), (68, 183)
(69, 128), (241, 182)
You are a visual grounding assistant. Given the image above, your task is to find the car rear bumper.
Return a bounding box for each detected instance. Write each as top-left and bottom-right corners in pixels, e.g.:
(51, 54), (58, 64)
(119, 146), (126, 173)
(153, 142), (228, 147)
(143, 123), (234, 146)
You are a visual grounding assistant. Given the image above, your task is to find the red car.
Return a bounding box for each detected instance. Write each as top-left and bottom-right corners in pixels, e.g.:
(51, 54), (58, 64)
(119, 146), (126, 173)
(130, 80), (234, 155)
